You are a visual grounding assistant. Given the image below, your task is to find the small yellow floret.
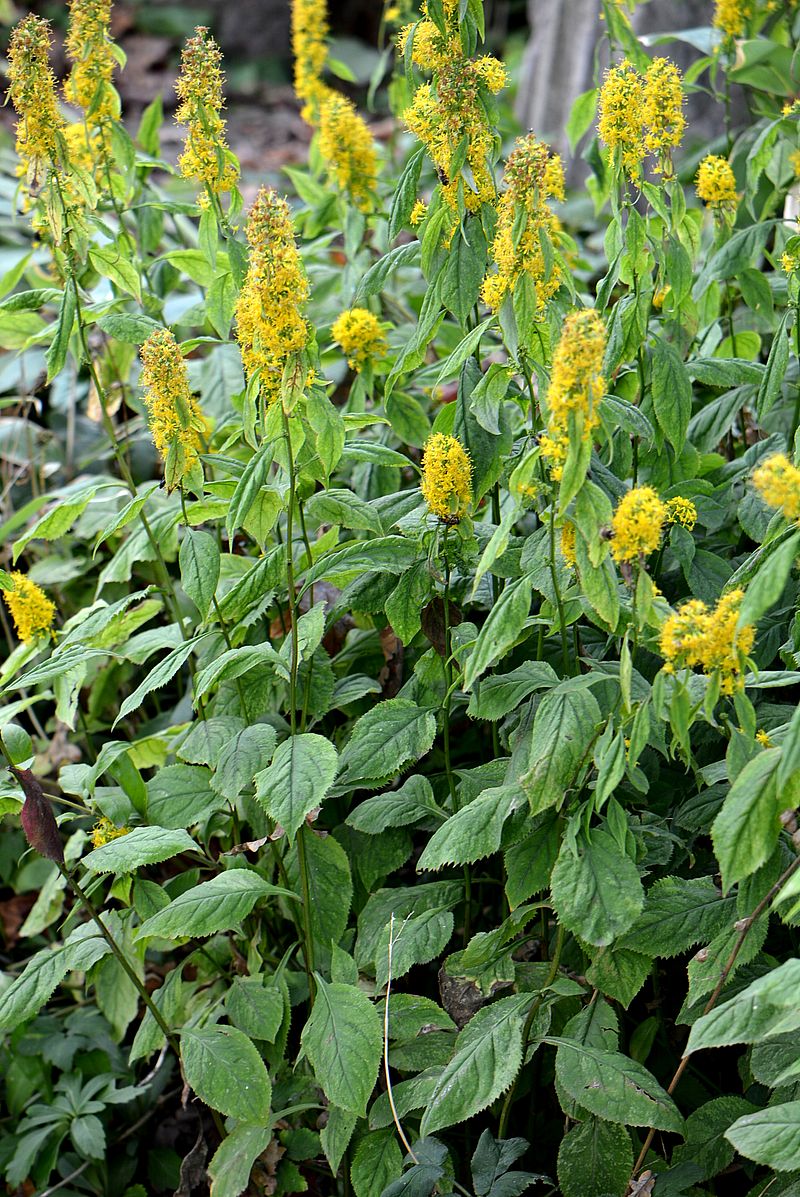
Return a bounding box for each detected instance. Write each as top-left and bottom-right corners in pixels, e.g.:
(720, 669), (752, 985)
(752, 453), (800, 521)
(611, 486), (666, 563)
(665, 496), (697, 530)
(561, 523), (577, 568)
(713, 0), (753, 39)
(91, 817), (130, 848)
(318, 94), (378, 212)
(756, 729), (773, 748)
(7, 15), (66, 185)
(659, 588), (754, 694)
(696, 155), (738, 209)
(3, 572), (56, 642)
(540, 309), (606, 478)
(642, 57), (685, 171)
(64, 0), (119, 125)
(331, 308), (387, 370)
(421, 433), (473, 523)
(292, 0), (330, 122)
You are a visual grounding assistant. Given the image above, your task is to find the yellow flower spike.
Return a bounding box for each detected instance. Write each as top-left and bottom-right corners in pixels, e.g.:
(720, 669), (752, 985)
(560, 523), (577, 569)
(658, 590), (754, 694)
(409, 199), (427, 226)
(421, 433), (473, 524)
(696, 155), (738, 210)
(65, 0), (119, 126)
(540, 309), (606, 479)
(713, 0), (754, 39)
(175, 27), (239, 195)
(91, 816), (130, 848)
(752, 453), (800, 521)
(4, 572), (56, 643)
(7, 14), (66, 186)
(642, 57), (685, 172)
(482, 134), (565, 312)
(665, 496), (697, 530)
(235, 188), (309, 408)
(140, 328), (208, 490)
(292, 0), (333, 123)
(397, 20), (450, 72)
(597, 59), (646, 178)
(318, 94), (378, 212)
(332, 309), (387, 371)
(610, 486), (667, 563)
(473, 56), (508, 95)
(781, 247), (800, 277)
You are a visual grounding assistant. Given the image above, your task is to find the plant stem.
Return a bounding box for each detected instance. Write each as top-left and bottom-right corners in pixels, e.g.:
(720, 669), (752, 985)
(548, 504), (571, 676)
(441, 530), (472, 942)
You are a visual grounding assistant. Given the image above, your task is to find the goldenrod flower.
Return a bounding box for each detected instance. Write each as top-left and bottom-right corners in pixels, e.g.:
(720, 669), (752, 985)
(318, 94), (378, 212)
(65, 0), (119, 126)
(175, 27), (239, 194)
(665, 496), (697, 530)
(421, 433), (473, 523)
(91, 816), (130, 848)
(7, 15), (66, 186)
(781, 246), (800, 276)
(4, 572), (56, 642)
(397, 19), (450, 71)
(713, 0), (753, 39)
(752, 453), (800, 521)
(756, 728), (773, 748)
(140, 328), (208, 489)
(482, 134), (565, 312)
(696, 155), (738, 210)
(561, 522), (577, 568)
(659, 589), (754, 694)
(410, 199), (427, 226)
(540, 309), (606, 480)
(611, 486), (666, 563)
(473, 56), (508, 95)
(642, 58), (685, 172)
(598, 59), (645, 177)
(235, 188), (309, 408)
(292, 0), (332, 122)
(332, 308), (387, 370)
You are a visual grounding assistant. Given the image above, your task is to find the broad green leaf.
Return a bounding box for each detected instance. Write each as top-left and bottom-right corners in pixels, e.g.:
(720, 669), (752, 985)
(89, 245), (141, 300)
(13, 488), (97, 561)
(467, 661), (557, 721)
(557, 1117), (632, 1197)
(519, 687), (601, 815)
(97, 313), (161, 343)
(179, 529), (220, 620)
(673, 1096), (756, 1182)
(255, 733), (338, 842)
(711, 749), (782, 891)
(463, 578), (532, 691)
(45, 277), (76, 382)
(756, 313), (791, 417)
(82, 827), (196, 873)
(0, 947), (69, 1031)
(305, 488), (383, 534)
(212, 725), (277, 801)
(346, 775), (444, 834)
(338, 699), (436, 786)
(651, 339), (691, 452)
(114, 636), (208, 727)
(181, 1026), (271, 1122)
(351, 1129), (404, 1197)
(620, 876), (734, 958)
(685, 958), (800, 1053)
(300, 537), (418, 596)
(551, 829), (643, 947)
(417, 786), (520, 871)
(554, 1040), (682, 1131)
(225, 977), (284, 1042)
(420, 994), (532, 1135)
(226, 442), (274, 546)
(321, 1106), (359, 1175)
(136, 870), (287, 940)
(725, 1103), (800, 1172)
(208, 1124), (272, 1197)
(301, 978), (383, 1116)
(737, 530), (800, 628)
(374, 908), (454, 991)
(287, 831), (353, 952)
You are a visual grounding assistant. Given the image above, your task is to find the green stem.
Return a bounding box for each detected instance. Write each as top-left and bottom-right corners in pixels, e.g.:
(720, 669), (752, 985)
(548, 505), (571, 676)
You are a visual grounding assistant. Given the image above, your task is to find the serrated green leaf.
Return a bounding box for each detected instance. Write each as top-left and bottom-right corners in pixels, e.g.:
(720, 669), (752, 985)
(338, 699), (436, 786)
(181, 1025), (271, 1121)
(136, 870), (288, 940)
(82, 827), (196, 873)
(553, 1040), (682, 1132)
(301, 977), (383, 1116)
(179, 529), (220, 620)
(551, 829), (643, 947)
(255, 733), (338, 842)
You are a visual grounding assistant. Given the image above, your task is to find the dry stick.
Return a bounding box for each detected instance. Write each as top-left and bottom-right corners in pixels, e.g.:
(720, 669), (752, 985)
(629, 852), (800, 1186)
(384, 913), (418, 1162)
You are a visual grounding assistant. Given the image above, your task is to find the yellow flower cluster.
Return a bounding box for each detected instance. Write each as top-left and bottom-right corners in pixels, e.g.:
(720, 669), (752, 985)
(4, 573), (56, 642)
(140, 328), (208, 488)
(539, 308), (606, 480)
(665, 496), (698, 530)
(331, 308), (387, 370)
(91, 816), (130, 848)
(292, 0), (333, 122)
(696, 155), (738, 210)
(598, 57), (685, 177)
(781, 245), (800, 276)
(610, 486), (666, 563)
(713, 0), (753, 38)
(399, 4), (505, 216)
(482, 134), (565, 312)
(175, 27), (239, 195)
(65, 0), (119, 126)
(318, 94), (378, 212)
(7, 15), (66, 186)
(752, 453), (800, 521)
(421, 433), (473, 523)
(561, 522), (577, 568)
(235, 188), (309, 408)
(659, 589), (754, 694)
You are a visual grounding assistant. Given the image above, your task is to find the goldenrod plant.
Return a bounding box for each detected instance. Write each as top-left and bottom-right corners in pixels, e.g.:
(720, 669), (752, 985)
(2, 0), (800, 1194)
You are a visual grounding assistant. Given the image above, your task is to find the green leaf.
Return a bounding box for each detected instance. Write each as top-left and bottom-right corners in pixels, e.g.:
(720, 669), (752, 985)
(673, 1096), (756, 1182)
(620, 875), (734, 958)
(12, 488), (98, 561)
(82, 827), (196, 873)
(417, 786), (520, 871)
(554, 1040), (683, 1132)
(287, 831), (353, 951)
(566, 87), (599, 151)
(305, 489), (383, 535)
(737, 530), (800, 628)
(301, 977), (383, 1116)
(45, 277), (76, 382)
(520, 687), (601, 816)
(467, 661), (558, 721)
(147, 763), (224, 828)
(254, 733), (338, 842)
(136, 870), (285, 940)
(711, 749), (782, 891)
(179, 529), (220, 621)
(212, 725), (277, 801)
(225, 977), (285, 1042)
(97, 313), (161, 344)
(557, 1117), (632, 1197)
(0, 946), (69, 1031)
(725, 1103), (800, 1172)
(651, 340), (691, 452)
(463, 578), (532, 691)
(420, 994), (532, 1135)
(374, 909), (454, 991)
(321, 1107), (359, 1175)
(114, 636), (207, 727)
(551, 829), (644, 947)
(226, 442), (274, 546)
(208, 1124), (272, 1197)
(338, 699), (437, 786)
(351, 1130), (403, 1197)
(756, 314), (791, 418)
(685, 958), (800, 1053)
(440, 217), (487, 326)
(300, 537), (418, 596)
(89, 245), (141, 300)
(346, 775), (444, 834)
(354, 242), (421, 302)
(388, 147), (425, 241)
(181, 1026), (272, 1122)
